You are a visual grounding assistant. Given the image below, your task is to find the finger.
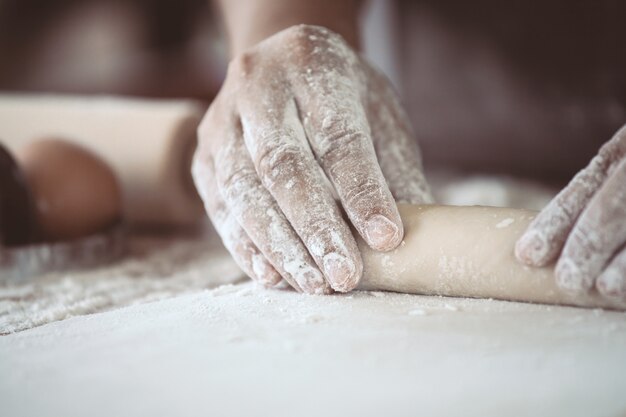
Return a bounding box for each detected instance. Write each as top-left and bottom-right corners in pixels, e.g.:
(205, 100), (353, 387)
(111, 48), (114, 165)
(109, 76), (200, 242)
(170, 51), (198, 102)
(292, 54), (404, 252)
(239, 89), (362, 292)
(596, 246), (626, 299)
(214, 124), (332, 295)
(364, 65), (433, 204)
(191, 148), (282, 288)
(555, 159), (626, 292)
(305, 97), (403, 253)
(516, 125), (626, 266)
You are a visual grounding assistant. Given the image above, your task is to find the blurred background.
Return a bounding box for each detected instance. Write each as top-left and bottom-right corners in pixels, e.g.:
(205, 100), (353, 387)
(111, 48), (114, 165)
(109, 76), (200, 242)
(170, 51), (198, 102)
(0, 0), (225, 99)
(1, 0), (625, 185)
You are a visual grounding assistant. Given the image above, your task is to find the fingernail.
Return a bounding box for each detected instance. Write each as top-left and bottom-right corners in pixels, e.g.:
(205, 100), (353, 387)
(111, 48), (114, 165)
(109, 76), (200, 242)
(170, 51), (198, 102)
(260, 271), (282, 287)
(515, 230), (548, 265)
(597, 269), (626, 299)
(298, 268), (327, 295)
(251, 254), (280, 286)
(323, 253), (357, 292)
(365, 214), (401, 251)
(556, 258), (591, 292)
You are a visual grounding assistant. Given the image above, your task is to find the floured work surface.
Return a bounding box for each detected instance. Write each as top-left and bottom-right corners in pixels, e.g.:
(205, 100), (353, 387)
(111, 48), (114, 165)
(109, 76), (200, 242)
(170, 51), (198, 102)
(0, 230), (243, 334)
(1, 283), (626, 417)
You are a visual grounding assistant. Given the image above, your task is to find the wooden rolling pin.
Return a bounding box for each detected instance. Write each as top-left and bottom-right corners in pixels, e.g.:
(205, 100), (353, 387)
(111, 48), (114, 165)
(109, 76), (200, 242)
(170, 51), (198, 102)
(0, 94), (206, 226)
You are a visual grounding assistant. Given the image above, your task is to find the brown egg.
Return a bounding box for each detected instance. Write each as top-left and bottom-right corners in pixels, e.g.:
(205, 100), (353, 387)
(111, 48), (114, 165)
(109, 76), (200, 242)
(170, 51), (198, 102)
(16, 139), (122, 241)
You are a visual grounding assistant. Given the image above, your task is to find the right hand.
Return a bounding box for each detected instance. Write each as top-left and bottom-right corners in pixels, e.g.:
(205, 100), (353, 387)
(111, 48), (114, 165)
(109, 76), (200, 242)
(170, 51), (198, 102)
(192, 25), (432, 294)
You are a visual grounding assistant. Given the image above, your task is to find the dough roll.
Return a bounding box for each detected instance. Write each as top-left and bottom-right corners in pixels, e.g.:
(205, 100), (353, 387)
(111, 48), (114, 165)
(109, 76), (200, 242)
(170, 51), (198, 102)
(0, 94), (206, 226)
(358, 204), (626, 310)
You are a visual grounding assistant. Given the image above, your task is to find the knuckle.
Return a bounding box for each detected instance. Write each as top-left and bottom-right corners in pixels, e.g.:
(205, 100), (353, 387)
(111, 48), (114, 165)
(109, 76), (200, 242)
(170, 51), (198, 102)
(318, 128), (368, 165)
(285, 24), (333, 45)
(219, 164), (258, 199)
(607, 156), (626, 178)
(228, 51), (256, 78)
(283, 24), (352, 61)
(598, 128), (626, 165)
(567, 222), (600, 255)
(255, 138), (303, 187)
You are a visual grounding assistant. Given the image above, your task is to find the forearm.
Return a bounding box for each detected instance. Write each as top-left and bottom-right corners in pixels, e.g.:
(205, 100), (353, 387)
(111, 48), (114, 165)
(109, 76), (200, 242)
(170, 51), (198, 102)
(216, 0), (362, 56)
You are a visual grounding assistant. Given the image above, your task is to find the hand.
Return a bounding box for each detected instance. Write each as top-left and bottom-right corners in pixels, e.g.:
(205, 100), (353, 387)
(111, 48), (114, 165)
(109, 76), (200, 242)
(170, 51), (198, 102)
(192, 25), (432, 294)
(516, 125), (626, 298)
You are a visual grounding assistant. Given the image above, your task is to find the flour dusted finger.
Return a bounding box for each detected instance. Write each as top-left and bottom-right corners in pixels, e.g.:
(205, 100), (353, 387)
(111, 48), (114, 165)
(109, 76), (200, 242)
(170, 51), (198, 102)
(555, 159), (626, 293)
(239, 86), (362, 292)
(306, 99), (402, 253)
(596, 247), (626, 299)
(214, 127), (331, 295)
(516, 125), (626, 267)
(516, 158), (609, 267)
(364, 62), (433, 204)
(306, 99), (403, 253)
(291, 27), (403, 252)
(192, 146), (282, 287)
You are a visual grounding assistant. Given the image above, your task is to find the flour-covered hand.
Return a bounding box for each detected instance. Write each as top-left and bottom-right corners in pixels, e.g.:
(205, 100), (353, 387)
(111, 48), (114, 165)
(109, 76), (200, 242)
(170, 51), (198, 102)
(516, 125), (626, 298)
(192, 25), (432, 294)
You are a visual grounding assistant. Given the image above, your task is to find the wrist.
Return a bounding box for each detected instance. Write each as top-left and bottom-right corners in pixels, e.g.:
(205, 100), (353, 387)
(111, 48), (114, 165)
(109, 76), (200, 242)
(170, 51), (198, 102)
(231, 22), (360, 57)
(218, 0), (361, 56)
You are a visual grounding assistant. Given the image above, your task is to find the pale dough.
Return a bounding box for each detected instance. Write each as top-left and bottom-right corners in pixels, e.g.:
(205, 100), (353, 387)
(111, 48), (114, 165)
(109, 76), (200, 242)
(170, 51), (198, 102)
(357, 204), (626, 310)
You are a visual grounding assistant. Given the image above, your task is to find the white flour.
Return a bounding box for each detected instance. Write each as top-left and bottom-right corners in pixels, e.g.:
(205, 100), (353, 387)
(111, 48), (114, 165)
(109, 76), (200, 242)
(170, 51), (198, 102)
(1, 283), (626, 417)
(0, 230), (243, 334)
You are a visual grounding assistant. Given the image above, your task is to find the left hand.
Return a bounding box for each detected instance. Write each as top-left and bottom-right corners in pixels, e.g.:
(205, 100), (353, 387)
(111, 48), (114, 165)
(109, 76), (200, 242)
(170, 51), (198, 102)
(515, 124), (626, 299)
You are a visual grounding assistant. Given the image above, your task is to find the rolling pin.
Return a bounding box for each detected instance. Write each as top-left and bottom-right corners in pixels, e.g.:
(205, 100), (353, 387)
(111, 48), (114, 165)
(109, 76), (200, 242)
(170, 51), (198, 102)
(0, 94), (206, 226)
